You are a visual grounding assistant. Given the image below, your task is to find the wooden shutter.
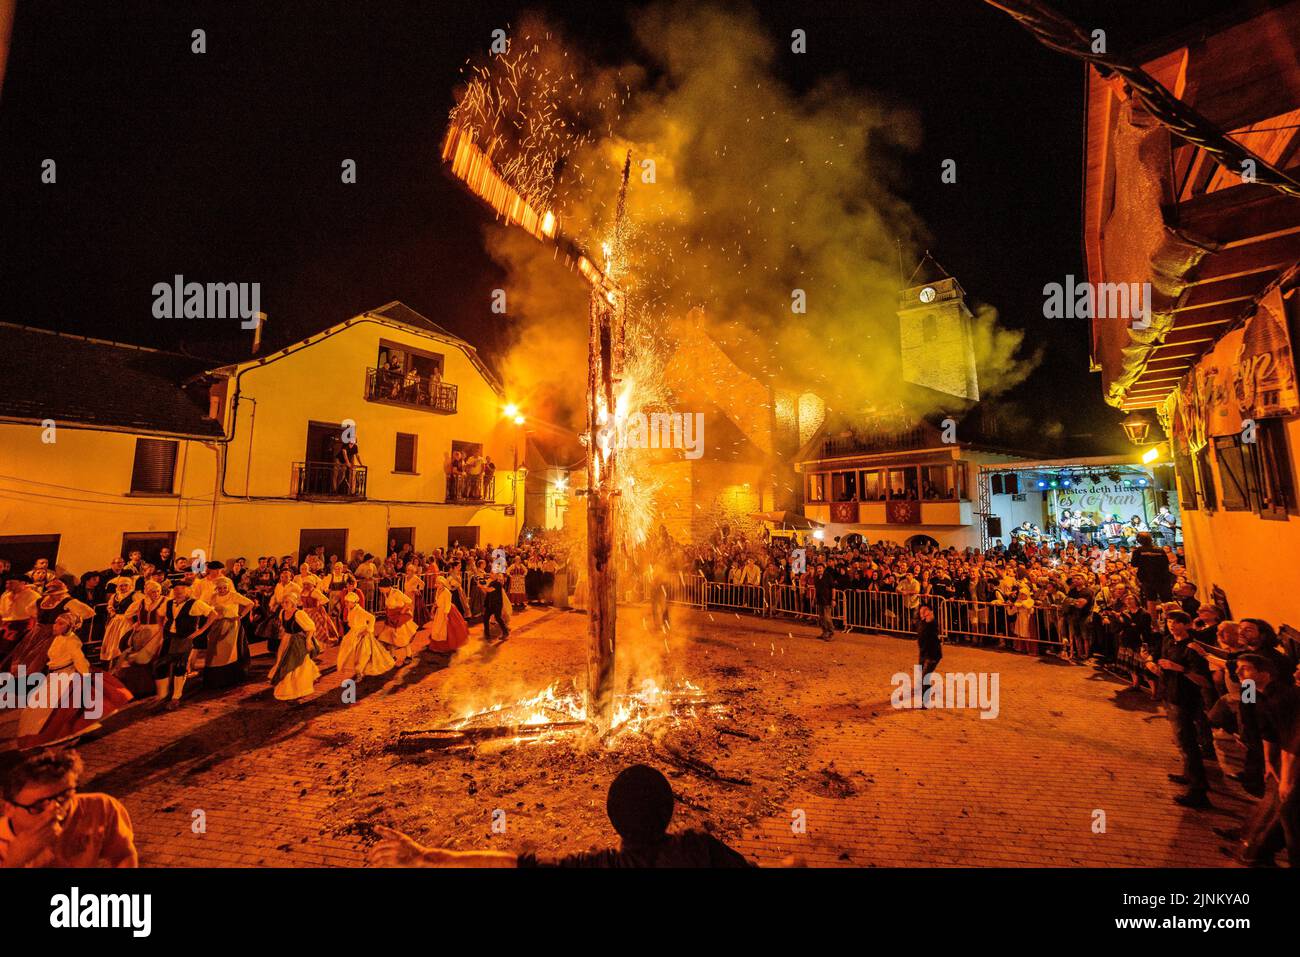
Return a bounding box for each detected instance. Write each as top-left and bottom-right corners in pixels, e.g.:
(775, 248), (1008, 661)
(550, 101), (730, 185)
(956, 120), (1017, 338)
(1255, 420), (1296, 518)
(1213, 437), (1250, 510)
(130, 439), (178, 493)
(394, 433), (417, 473)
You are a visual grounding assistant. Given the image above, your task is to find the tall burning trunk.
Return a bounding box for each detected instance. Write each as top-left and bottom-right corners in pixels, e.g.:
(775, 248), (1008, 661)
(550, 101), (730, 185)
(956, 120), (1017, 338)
(585, 151), (633, 730)
(586, 287), (618, 729)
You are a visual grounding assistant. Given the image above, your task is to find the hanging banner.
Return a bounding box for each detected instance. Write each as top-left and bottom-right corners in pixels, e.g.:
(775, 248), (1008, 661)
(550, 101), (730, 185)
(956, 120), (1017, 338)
(830, 501), (859, 524)
(1180, 369), (1208, 452)
(886, 500), (920, 524)
(1205, 327), (1245, 437)
(1236, 285), (1299, 419)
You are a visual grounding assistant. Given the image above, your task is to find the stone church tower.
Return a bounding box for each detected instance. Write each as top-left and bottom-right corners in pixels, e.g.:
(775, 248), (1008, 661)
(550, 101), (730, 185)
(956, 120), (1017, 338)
(897, 252), (980, 401)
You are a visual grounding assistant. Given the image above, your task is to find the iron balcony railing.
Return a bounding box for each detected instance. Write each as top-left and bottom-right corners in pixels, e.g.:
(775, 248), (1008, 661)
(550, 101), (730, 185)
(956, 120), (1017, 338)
(446, 474), (496, 504)
(822, 426), (928, 458)
(292, 461), (368, 499)
(365, 368), (458, 414)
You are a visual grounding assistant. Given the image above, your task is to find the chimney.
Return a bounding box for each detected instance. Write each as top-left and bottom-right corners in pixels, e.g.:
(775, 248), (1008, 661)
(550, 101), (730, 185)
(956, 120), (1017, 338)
(251, 311), (267, 355)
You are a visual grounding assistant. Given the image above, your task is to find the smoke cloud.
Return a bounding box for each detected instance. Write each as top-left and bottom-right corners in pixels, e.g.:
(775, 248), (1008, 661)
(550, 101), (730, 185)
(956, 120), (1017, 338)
(469, 3), (1036, 423)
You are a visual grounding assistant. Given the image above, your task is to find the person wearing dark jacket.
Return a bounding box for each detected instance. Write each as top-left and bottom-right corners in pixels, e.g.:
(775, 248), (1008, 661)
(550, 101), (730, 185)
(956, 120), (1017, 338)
(916, 605), (942, 708)
(1152, 611), (1215, 808)
(813, 564), (835, 641)
(1131, 533), (1173, 612)
(479, 573), (509, 641)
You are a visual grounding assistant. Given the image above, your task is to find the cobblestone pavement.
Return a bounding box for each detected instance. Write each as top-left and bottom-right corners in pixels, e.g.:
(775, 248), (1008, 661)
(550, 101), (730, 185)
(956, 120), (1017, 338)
(3, 604), (1258, 867)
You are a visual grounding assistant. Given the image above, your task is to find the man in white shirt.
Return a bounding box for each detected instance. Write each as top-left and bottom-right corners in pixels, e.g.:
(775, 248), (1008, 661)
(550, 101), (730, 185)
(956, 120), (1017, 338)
(155, 577), (217, 709)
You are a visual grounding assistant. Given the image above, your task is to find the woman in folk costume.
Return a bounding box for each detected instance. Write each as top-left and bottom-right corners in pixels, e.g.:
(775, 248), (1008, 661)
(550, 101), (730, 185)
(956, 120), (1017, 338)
(425, 576), (470, 653)
(5, 580), (94, 678)
(113, 579), (166, 698)
(98, 577), (141, 664)
(506, 557), (527, 609)
(296, 568), (340, 645)
(265, 567), (296, 653)
(539, 555), (558, 604)
(203, 577), (254, 690)
(325, 561), (354, 629)
(0, 577), (39, 672)
(336, 592), (395, 681)
(570, 563), (588, 613)
(268, 587), (321, 702)
(16, 613), (133, 750)
(524, 558), (543, 605)
(375, 583), (417, 664)
(1010, 585), (1038, 654)
(403, 563), (429, 626)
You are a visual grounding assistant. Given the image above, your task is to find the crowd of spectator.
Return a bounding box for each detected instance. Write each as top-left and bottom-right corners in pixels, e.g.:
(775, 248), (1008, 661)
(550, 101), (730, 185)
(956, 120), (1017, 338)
(639, 523), (1298, 865)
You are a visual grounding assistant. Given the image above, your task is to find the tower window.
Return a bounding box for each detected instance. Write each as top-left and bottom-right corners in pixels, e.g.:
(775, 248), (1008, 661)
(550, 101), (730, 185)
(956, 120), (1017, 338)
(922, 314), (938, 340)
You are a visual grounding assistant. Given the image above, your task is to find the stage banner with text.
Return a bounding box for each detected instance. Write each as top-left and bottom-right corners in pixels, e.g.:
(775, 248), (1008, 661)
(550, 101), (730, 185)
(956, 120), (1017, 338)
(1054, 485), (1152, 524)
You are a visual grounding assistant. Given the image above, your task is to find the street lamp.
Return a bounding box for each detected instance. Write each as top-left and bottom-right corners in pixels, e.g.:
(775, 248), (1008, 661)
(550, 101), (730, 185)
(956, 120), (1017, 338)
(1121, 409), (1159, 445)
(502, 404), (526, 541)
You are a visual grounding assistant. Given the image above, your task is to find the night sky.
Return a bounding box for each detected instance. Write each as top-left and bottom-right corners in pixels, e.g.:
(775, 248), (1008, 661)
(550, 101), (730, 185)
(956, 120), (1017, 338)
(0, 0), (1250, 452)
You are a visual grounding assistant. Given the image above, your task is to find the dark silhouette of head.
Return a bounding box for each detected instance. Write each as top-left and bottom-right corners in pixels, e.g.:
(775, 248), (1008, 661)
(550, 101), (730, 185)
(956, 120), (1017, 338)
(606, 764), (674, 845)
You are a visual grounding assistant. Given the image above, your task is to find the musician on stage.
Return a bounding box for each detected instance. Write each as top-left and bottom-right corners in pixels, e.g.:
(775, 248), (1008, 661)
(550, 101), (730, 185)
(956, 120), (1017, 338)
(1102, 513), (1126, 545)
(1058, 509), (1084, 547)
(1152, 505), (1178, 547)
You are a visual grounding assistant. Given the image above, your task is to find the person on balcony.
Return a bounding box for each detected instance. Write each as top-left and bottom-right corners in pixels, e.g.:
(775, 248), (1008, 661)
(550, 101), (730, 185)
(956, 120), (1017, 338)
(403, 364), (421, 403)
(382, 354), (403, 398)
(465, 451), (484, 500)
(447, 451), (465, 501)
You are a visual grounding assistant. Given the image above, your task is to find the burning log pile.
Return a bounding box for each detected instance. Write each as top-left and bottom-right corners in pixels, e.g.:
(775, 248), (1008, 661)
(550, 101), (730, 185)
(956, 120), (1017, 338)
(390, 678), (715, 751)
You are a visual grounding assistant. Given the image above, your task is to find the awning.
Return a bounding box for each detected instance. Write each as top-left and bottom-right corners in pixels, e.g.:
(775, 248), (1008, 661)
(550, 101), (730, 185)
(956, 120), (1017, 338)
(749, 510), (824, 530)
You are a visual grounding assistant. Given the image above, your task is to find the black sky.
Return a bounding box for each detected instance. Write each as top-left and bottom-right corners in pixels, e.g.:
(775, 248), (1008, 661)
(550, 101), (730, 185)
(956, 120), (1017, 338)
(0, 0), (1257, 453)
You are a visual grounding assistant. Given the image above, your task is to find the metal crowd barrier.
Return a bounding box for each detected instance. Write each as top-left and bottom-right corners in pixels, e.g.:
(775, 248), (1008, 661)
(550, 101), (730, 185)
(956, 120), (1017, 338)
(646, 573), (1067, 650)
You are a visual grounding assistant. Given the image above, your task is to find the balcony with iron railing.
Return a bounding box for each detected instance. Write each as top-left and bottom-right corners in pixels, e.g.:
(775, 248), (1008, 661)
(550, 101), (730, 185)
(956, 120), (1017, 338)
(292, 461), (368, 499)
(364, 368), (458, 414)
(445, 473), (496, 504)
(821, 426), (929, 458)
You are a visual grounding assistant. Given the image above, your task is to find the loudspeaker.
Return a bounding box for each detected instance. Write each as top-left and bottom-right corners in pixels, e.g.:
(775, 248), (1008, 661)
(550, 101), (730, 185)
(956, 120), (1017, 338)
(986, 516), (1003, 538)
(1004, 474), (1019, 495)
(990, 474), (1004, 495)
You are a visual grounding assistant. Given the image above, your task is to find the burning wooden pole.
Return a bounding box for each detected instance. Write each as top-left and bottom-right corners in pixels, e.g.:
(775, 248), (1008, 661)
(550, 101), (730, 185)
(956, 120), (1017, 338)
(585, 288), (618, 728)
(441, 119), (633, 730)
(585, 150), (633, 730)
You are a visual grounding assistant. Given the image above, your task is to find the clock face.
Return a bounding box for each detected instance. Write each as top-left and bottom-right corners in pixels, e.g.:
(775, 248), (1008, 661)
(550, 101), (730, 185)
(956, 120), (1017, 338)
(919, 286), (937, 303)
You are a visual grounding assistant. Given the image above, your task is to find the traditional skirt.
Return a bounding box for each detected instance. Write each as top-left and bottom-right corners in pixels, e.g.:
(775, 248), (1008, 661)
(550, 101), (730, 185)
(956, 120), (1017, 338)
(337, 623), (395, 678)
(269, 633), (321, 701)
(508, 576), (526, 608)
(376, 614), (416, 649)
(302, 603), (340, 644)
(99, 613), (135, 663)
(16, 668), (133, 750)
(0, 619), (32, 671)
(409, 590), (430, 627)
(5, 622), (56, 677)
(203, 617), (249, 690)
(113, 622), (163, 698)
(426, 605), (469, 653)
